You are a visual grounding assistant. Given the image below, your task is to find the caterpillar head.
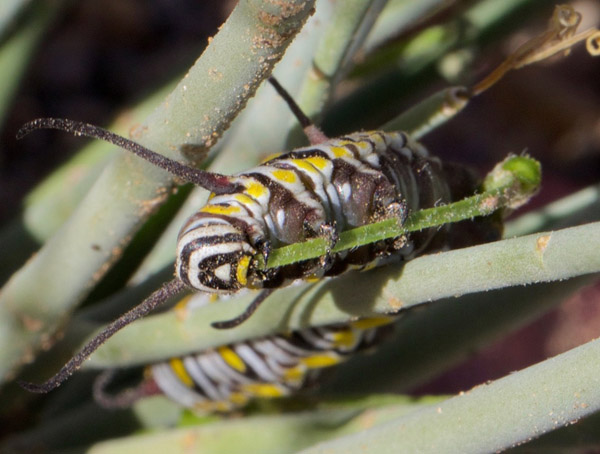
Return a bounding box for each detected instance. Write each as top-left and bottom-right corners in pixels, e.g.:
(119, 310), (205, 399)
(176, 216), (256, 293)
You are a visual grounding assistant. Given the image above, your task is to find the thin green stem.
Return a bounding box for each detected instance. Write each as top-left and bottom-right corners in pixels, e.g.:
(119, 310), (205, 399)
(259, 155), (541, 269)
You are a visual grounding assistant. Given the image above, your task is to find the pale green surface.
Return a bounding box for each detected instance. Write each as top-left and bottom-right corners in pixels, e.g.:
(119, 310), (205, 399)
(86, 397), (432, 454)
(0, 395), (437, 452)
(382, 86), (469, 138)
(365, 0), (450, 52)
(325, 274), (597, 394)
(298, 338), (600, 454)
(15, 330), (600, 454)
(505, 184), (600, 237)
(292, 0), (388, 129)
(321, 0), (551, 133)
(0, 0), (29, 34)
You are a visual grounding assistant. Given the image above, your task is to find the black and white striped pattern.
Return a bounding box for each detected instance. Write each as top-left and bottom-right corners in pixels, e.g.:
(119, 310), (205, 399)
(151, 294), (395, 411)
(175, 131), (456, 295)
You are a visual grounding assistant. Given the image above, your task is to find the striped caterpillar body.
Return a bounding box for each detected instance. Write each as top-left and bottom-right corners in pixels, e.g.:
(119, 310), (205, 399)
(94, 132), (497, 411)
(17, 78), (500, 394)
(177, 130), (458, 295)
(141, 296), (396, 412)
(90, 127), (498, 411)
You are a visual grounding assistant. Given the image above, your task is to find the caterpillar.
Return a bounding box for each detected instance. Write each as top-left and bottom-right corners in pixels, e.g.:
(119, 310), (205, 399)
(94, 294), (397, 412)
(17, 77), (500, 394)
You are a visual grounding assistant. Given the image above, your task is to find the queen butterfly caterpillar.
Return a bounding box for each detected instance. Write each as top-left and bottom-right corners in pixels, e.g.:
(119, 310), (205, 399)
(94, 293), (397, 412)
(17, 77), (501, 394)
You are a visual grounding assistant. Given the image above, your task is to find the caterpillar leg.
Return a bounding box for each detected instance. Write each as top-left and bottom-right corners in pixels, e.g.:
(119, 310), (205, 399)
(211, 288), (275, 329)
(316, 222), (339, 270)
(93, 369), (158, 409)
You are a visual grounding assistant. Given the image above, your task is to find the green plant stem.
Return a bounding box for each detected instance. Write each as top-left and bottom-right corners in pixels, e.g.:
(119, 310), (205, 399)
(287, 0), (388, 143)
(22, 83), (177, 243)
(364, 0), (452, 53)
(17, 331), (600, 454)
(322, 0), (553, 134)
(260, 155), (540, 269)
(326, 274), (597, 394)
(0, 76), (178, 287)
(381, 86), (470, 139)
(55, 396), (434, 454)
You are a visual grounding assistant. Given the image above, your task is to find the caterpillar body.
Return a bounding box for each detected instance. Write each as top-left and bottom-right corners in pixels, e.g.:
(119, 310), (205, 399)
(177, 130), (457, 295)
(139, 295), (396, 412)
(92, 130), (497, 411)
(17, 78), (499, 394)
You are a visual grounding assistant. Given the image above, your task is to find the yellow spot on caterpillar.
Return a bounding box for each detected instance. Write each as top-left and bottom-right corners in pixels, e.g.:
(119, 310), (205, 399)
(169, 358), (194, 387)
(331, 146), (351, 158)
(193, 401), (217, 412)
(369, 133), (384, 145)
(201, 204), (241, 215)
(234, 193), (256, 205)
(355, 140), (371, 150)
(305, 156), (329, 169)
(214, 401), (233, 412)
(246, 181), (267, 198)
(218, 346), (246, 372)
(271, 169), (297, 183)
(236, 255), (251, 286)
(290, 159), (318, 173)
(351, 317), (395, 330)
(229, 392), (249, 406)
(283, 366), (304, 382)
(242, 383), (285, 398)
(332, 330), (356, 348)
(301, 354), (340, 369)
